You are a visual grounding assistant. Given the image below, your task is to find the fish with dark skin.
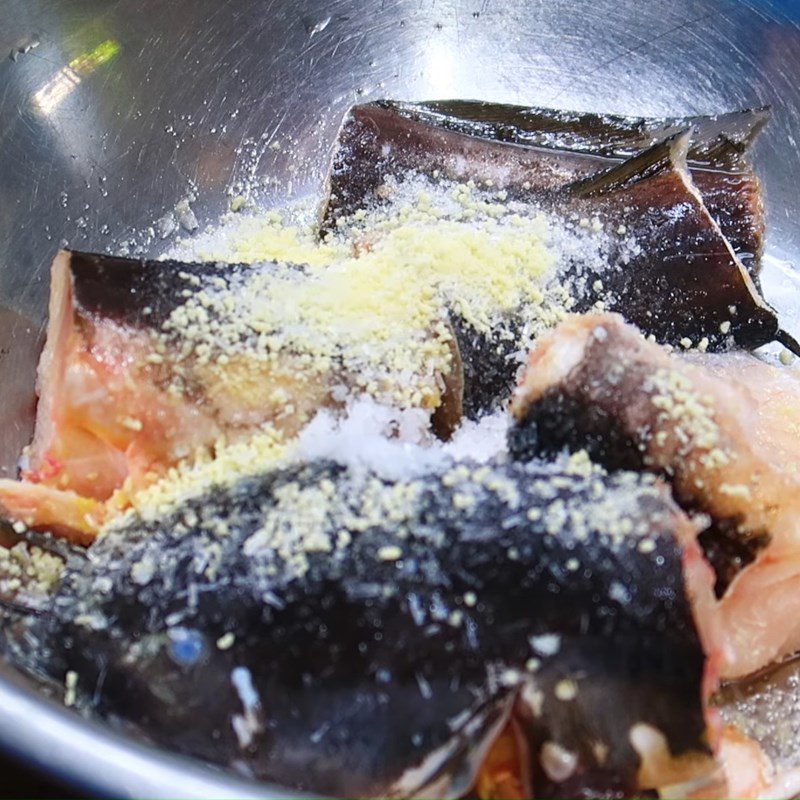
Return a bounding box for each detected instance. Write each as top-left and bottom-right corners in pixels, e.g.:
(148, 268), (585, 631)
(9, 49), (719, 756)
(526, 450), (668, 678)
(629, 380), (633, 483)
(2, 457), (721, 798)
(322, 100), (796, 359)
(0, 251), (315, 540)
(352, 100), (769, 265)
(509, 312), (800, 680)
(0, 247), (515, 538)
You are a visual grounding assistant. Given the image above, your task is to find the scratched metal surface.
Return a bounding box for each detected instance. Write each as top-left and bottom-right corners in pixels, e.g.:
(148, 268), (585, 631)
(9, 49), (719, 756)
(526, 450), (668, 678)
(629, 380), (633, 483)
(1, 0), (800, 796)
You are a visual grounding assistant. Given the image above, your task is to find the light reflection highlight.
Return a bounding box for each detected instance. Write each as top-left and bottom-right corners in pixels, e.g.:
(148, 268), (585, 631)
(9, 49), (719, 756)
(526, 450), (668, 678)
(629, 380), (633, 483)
(33, 39), (120, 116)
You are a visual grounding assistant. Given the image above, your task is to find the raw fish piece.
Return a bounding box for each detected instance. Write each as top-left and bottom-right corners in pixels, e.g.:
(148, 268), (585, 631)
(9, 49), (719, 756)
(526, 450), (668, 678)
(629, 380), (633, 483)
(3, 457), (720, 798)
(0, 248), (456, 532)
(322, 101), (790, 354)
(510, 312), (800, 678)
(323, 100), (767, 269)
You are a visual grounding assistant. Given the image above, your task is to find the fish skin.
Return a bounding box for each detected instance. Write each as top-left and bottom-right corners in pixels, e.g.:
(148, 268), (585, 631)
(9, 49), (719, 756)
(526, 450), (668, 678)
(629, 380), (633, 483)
(4, 120), (788, 531)
(450, 316), (522, 420)
(387, 100), (769, 266)
(322, 100), (621, 227)
(5, 458), (715, 797)
(67, 250), (257, 328)
(68, 250), (522, 426)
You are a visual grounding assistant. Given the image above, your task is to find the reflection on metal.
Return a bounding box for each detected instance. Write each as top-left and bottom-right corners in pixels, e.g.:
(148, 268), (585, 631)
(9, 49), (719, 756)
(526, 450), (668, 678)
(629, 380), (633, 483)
(33, 39), (120, 115)
(33, 68), (81, 115)
(425, 39), (456, 96)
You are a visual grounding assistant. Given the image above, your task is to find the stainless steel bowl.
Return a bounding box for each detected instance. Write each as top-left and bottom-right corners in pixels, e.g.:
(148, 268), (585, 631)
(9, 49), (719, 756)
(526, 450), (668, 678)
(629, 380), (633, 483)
(1, 0), (800, 795)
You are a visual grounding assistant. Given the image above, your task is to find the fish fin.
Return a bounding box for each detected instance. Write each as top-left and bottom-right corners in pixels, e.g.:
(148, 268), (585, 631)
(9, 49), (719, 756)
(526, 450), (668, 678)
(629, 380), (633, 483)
(391, 693), (515, 799)
(683, 106), (771, 167)
(775, 328), (800, 358)
(564, 130), (691, 198)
